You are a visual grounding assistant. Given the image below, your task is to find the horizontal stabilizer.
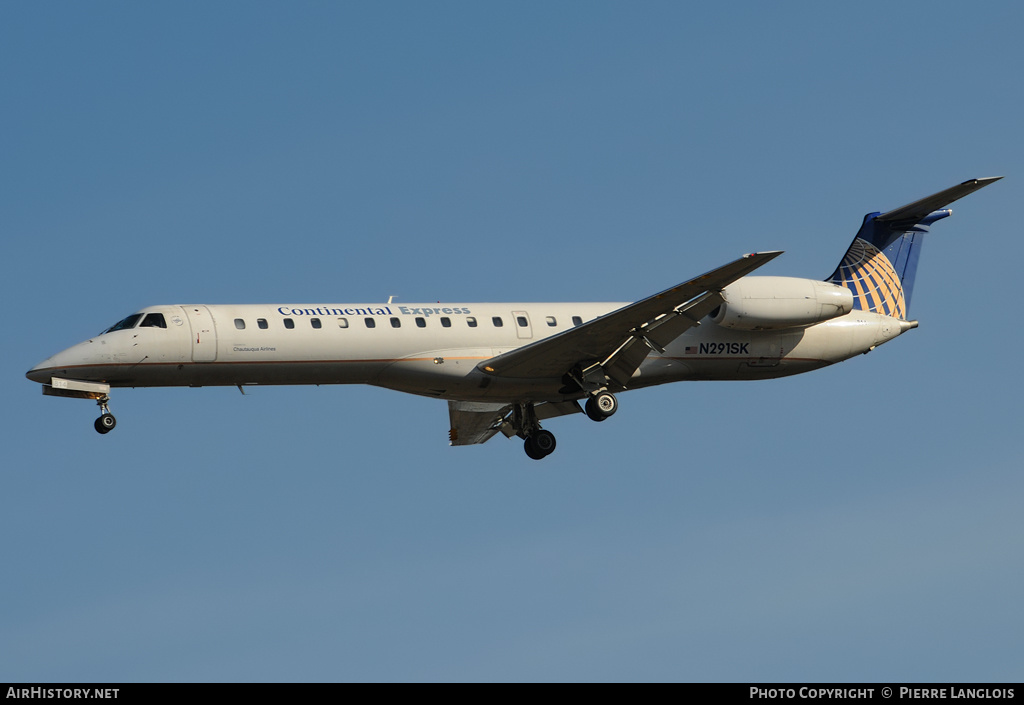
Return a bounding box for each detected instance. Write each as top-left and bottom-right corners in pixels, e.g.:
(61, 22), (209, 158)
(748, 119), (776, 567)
(877, 177), (1002, 223)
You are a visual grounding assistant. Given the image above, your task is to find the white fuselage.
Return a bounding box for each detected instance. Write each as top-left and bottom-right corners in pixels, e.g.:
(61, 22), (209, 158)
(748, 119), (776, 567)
(27, 288), (913, 404)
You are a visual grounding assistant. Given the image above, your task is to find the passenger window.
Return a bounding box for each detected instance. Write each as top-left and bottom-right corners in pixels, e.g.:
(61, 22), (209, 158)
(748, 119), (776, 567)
(338, 318), (349, 328)
(311, 318), (322, 329)
(546, 316), (557, 327)
(390, 317), (401, 328)
(234, 318), (246, 330)
(492, 317), (503, 327)
(572, 316), (583, 326)
(416, 317), (426, 328)
(440, 317), (451, 328)
(467, 317), (477, 327)
(365, 318), (376, 328)
(284, 318), (295, 329)
(516, 316), (528, 328)
(140, 313), (167, 328)
(258, 319), (268, 329)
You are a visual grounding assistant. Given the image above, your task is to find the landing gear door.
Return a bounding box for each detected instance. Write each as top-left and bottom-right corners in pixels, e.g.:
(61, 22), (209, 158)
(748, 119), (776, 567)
(182, 305), (218, 362)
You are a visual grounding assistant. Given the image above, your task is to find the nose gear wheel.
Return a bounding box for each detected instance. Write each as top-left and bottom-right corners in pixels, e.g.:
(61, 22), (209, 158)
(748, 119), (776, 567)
(94, 396), (116, 435)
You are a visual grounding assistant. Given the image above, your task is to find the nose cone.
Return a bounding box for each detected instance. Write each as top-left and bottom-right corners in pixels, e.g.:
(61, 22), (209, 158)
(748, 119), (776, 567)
(26, 339), (101, 384)
(26, 359), (53, 384)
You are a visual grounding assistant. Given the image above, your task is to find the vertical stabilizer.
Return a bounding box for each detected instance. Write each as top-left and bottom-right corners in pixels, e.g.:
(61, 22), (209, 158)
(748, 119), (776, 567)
(828, 177), (1001, 318)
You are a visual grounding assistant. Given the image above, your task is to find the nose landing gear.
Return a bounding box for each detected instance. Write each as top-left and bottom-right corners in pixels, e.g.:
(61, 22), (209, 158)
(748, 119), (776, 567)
(94, 397), (116, 435)
(41, 379), (118, 435)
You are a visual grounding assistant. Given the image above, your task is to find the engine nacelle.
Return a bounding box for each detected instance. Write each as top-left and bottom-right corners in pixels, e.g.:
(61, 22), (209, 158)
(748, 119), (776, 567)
(710, 277), (854, 331)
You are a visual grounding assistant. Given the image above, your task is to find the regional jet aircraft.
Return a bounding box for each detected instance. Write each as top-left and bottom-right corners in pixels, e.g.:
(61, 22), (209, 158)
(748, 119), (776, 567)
(27, 178), (1000, 459)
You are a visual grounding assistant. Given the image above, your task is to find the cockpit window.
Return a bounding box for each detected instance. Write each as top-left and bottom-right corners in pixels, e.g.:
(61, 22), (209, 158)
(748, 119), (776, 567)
(102, 314), (142, 334)
(140, 313), (167, 329)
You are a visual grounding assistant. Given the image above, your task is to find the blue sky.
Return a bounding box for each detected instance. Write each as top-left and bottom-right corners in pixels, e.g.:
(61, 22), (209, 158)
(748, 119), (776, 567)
(3, 1), (1022, 682)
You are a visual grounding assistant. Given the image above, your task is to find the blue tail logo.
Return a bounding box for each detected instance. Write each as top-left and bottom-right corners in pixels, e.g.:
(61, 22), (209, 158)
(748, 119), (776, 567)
(828, 178), (1000, 319)
(831, 235), (908, 319)
(827, 213), (939, 320)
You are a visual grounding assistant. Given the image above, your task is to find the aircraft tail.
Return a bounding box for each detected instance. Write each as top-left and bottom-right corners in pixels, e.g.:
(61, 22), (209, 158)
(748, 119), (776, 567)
(828, 177), (1001, 319)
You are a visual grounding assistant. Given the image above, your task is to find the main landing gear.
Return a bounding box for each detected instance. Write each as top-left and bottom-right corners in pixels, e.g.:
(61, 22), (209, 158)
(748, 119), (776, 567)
(503, 403), (558, 460)
(523, 429), (556, 460)
(510, 390), (619, 460)
(585, 391), (618, 422)
(94, 396), (116, 435)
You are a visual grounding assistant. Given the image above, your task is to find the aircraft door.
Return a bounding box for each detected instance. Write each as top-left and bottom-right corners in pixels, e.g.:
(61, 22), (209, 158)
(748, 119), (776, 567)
(182, 305), (218, 362)
(512, 311), (533, 340)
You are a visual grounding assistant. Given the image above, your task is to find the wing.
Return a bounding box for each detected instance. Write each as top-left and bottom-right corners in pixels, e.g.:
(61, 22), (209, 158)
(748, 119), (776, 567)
(448, 401), (511, 446)
(476, 251), (783, 387)
(448, 400), (582, 446)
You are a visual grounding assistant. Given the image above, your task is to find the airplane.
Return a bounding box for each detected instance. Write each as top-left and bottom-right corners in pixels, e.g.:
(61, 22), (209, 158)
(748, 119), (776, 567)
(26, 177), (1000, 459)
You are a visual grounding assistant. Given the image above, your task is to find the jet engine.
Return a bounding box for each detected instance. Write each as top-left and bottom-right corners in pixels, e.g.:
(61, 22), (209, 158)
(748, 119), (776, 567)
(709, 277), (854, 330)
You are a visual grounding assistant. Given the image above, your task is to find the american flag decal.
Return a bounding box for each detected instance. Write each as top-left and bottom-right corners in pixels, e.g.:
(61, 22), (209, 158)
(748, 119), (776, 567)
(684, 346), (697, 354)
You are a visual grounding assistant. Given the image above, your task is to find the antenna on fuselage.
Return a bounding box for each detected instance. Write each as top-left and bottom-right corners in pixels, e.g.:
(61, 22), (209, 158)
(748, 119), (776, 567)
(388, 296), (397, 304)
